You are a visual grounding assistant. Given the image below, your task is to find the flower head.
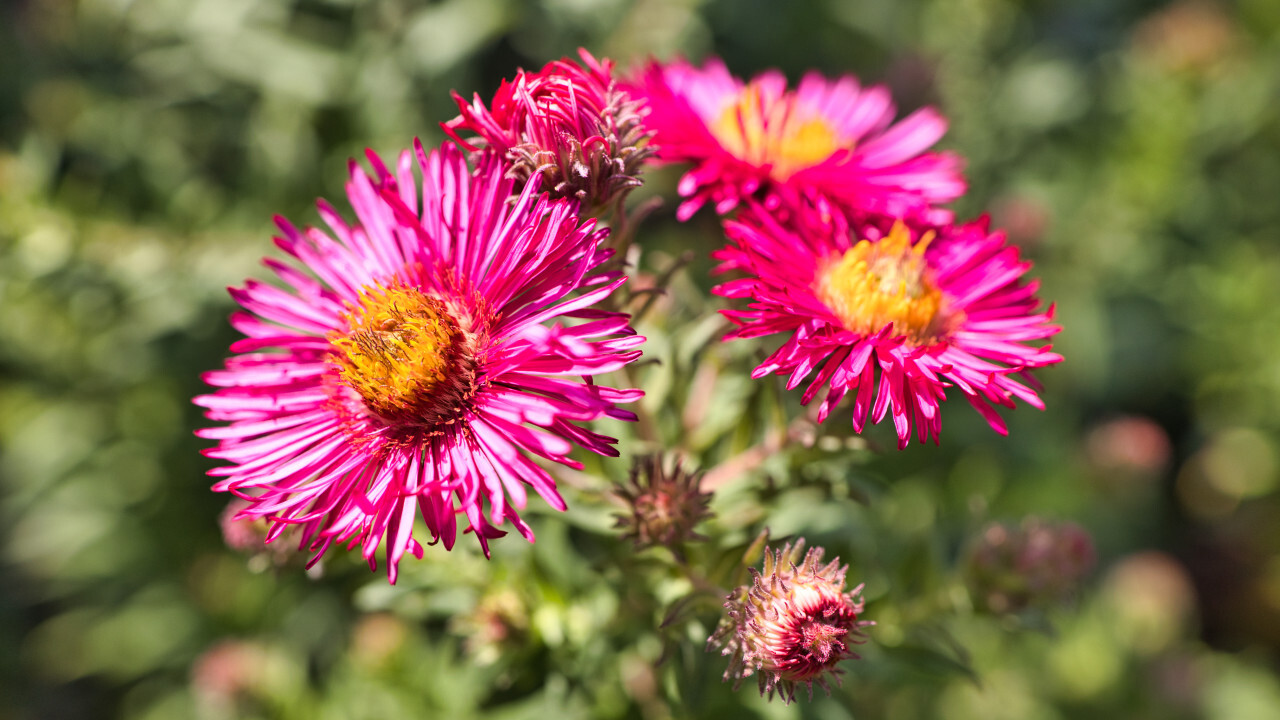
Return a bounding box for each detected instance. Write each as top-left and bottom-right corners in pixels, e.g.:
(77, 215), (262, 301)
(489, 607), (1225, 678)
(966, 518), (1097, 614)
(196, 142), (644, 583)
(709, 539), (870, 704)
(613, 455), (712, 554)
(713, 200), (1061, 448)
(628, 57), (964, 222)
(444, 48), (655, 212)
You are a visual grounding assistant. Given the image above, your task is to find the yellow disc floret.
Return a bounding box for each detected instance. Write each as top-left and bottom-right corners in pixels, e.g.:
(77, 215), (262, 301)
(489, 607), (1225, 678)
(330, 283), (475, 428)
(710, 82), (841, 180)
(814, 222), (947, 345)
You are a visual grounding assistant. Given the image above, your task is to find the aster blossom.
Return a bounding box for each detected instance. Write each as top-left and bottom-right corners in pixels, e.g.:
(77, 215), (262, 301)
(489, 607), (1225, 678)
(196, 141), (644, 582)
(444, 48), (655, 212)
(628, 57), (964, 222)
(713, 200), (1061, 448)
(709, 538), (870, 704)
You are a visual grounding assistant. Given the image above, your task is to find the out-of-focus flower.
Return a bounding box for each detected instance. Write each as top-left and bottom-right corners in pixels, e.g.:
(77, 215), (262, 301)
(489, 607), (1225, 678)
(350, 613), (409, 669)
(218, 498), (303, 568)
(452, 588), (530, 666)
(196, 142), (644, 583)
(965, 518), (1096, 614)
(444, 48), (655, 212)
(1132, 0), (1235, 73)
(613, 455), (712, 554)
(1102, 551), (1196, 654)
(709, 539), (870, 704)
(714, 201), (1061, 447)
(219, 497), (270, 555)
(1086, 415), (1172, 475)
(191, 640), (270, 712)
(990, 193), (1051, 247)
(627, 57), (964, 222)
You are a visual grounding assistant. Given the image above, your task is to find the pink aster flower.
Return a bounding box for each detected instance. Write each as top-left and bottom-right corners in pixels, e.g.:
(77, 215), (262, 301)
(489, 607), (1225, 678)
(709, 539), (871, 704)
(196, 141), (644, 583)
(713, 200), (1061, 448)
(444, 48), (654, 212)
(628, 57), (965, 222)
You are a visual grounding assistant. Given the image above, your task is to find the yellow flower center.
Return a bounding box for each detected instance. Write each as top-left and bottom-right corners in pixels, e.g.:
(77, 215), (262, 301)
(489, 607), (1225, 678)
(709, 82), (841, 180)
(330, 283), (476, 428)
(814, 222), (948, 344)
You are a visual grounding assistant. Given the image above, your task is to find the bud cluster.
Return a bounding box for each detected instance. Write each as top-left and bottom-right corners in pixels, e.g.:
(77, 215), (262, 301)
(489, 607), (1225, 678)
(965, 518), (1096, 614)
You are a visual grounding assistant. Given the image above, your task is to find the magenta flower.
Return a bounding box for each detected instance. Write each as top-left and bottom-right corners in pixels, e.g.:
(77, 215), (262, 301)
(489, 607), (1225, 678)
(444, 48), (654, 211)
(196, 142), (644, 582)
(627, 57), (965, 222)
(713, 200), (1061, 448)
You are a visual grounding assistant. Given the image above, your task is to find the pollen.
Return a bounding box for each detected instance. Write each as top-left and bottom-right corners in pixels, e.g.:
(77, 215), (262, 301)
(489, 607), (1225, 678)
(814, 222), (948, 345)
(330, 283), (476, 429)
(710, 82), (841, 180)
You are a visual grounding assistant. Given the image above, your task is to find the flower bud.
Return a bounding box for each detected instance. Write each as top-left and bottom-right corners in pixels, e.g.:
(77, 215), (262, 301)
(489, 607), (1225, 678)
(709, 539), (870, 703)
(965, 518), (1096, 614)
(444, 48), (655, 212)
(614, 455), (712, 553)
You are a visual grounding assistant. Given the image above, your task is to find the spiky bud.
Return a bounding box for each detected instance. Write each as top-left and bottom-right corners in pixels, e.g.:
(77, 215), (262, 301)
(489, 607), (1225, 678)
(443, 48), (655, 212)
(614, 455), (712, 553)
(709, 539), (871, 704)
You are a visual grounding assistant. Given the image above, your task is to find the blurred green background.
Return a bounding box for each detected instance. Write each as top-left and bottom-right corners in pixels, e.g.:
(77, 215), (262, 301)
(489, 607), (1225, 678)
(4, 0), (1280, 718)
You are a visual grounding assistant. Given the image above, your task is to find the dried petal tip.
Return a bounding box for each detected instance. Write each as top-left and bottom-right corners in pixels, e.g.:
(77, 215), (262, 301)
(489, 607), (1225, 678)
(965, 518), (1096, 614)
(445, 48), (656, 212)
(709, 539), (871, 704)
(614, 455), (712, 553)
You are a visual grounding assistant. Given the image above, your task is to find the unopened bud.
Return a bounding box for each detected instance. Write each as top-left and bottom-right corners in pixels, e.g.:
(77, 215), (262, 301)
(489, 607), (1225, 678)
(614, 455), (712, 553)
(709, 539), (871, 704)
(444, 48), (655, 212)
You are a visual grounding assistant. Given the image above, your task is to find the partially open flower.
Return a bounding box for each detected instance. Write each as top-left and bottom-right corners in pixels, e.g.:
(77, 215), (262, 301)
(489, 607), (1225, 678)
(444, 48), (655, 212)
(613, 455), (712, 554)
(965, 518), (1096, 614)
(709, 539), (870, 704)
